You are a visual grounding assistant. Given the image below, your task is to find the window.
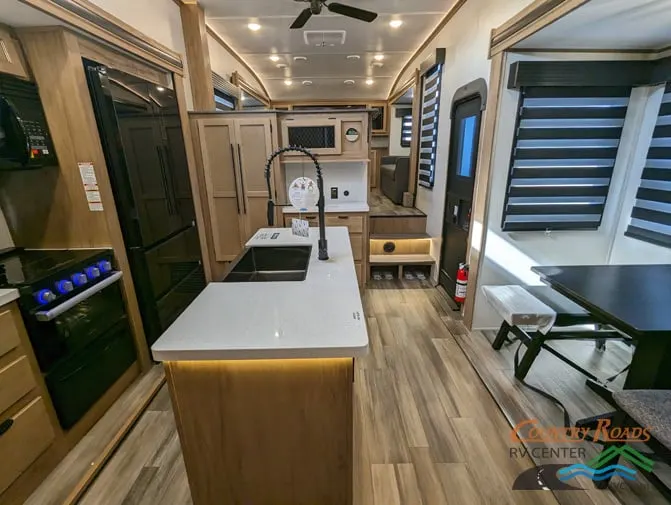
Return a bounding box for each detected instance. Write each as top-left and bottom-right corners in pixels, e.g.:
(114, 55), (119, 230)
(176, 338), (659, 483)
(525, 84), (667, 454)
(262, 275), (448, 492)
(418, 64), (443, 188)
(457, 115), (478, 177)
(501, 86), (631, 232)
(625, 83), (671, 248)
(400, 112), (412, 148)
(214, 88), (236, 111)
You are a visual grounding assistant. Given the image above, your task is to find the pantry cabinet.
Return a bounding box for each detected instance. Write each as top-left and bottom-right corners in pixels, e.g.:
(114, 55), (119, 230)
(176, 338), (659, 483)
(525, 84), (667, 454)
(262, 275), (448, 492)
(195, 115), (279, 264)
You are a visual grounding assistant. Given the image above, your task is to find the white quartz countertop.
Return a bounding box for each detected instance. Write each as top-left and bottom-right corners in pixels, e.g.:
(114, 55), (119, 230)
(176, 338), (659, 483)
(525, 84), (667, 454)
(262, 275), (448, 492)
(151, 227), (368, 361)
(282, 202), (369, 214)
(0, 289), (19, 307)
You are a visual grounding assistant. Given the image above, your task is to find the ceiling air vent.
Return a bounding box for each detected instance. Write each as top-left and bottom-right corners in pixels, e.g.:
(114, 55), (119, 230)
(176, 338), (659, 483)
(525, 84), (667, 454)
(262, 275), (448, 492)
(303, 30), (347, 47)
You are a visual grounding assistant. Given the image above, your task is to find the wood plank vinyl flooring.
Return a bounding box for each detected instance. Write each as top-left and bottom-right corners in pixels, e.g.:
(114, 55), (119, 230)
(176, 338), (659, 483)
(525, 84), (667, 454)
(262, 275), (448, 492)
(457, 328), (671, 505)
(78, 282), (559, 505)
(369, 190), (426, 217)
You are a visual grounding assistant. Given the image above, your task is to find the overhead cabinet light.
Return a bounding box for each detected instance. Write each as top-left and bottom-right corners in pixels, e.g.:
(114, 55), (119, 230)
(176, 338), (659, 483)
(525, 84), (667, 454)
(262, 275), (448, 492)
(248, 23), (261, 31)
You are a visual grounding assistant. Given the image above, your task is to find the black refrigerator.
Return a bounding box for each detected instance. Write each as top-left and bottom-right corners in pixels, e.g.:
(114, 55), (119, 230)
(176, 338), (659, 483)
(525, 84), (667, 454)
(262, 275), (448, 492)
(84, 59), (206, 348)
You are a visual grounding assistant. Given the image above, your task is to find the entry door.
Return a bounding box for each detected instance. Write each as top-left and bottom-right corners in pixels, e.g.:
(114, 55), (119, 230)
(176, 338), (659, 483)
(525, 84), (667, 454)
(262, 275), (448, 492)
(439, 96), (482, 297)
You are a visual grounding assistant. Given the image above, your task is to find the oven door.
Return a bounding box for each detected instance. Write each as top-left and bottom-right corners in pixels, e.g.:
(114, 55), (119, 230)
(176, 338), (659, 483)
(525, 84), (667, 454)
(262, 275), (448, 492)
(27, 272), (127, 372)
(45, 316), (136, 429)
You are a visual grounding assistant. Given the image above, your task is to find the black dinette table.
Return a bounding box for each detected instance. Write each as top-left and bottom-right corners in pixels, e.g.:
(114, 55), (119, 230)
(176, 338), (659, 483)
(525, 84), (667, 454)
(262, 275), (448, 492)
(532, 265), (671, 390)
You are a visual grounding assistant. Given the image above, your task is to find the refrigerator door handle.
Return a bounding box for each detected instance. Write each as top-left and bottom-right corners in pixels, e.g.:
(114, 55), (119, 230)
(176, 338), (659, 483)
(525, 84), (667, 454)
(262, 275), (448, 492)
(237, 144), (247, 214)
(230, 144), (241, 214)
(156, 146), (174, 215)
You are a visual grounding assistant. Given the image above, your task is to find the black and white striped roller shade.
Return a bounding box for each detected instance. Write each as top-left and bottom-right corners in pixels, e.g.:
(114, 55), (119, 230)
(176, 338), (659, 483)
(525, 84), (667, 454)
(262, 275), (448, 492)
(418, 64), (442, 188)
(401, 114), (412, 148)
(625, 83), (671, 248)
(501, 86), (631, 232)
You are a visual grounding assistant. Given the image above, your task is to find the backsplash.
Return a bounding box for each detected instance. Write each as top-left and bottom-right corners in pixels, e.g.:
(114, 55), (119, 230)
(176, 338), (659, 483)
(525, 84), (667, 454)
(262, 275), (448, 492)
(284, 161), (368, 205)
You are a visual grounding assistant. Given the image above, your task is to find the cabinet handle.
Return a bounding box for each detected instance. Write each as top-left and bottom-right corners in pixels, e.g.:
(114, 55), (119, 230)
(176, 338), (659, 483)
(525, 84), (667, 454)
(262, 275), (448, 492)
(156, 147), (174, 215)
(237, 144), (247, 215)
(0, 418), (13, 437)
(337, 215), (349, 220)
(305, 216), (317, 220)
(230, 144), (241, 214)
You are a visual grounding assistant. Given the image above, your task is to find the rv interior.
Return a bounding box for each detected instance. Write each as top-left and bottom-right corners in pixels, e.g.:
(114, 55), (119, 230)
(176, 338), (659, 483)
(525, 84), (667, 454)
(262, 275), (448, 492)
(0, 1), (670, 505)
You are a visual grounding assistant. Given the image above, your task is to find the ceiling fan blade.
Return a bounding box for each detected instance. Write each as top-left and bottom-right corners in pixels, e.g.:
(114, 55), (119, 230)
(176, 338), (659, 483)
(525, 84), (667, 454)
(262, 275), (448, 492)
(291, 8), (313, 29)
(326, 3), (378, 23)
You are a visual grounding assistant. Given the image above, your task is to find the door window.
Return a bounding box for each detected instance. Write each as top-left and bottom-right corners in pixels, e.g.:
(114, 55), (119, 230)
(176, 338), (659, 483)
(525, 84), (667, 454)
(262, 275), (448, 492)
(457, 115), (478, 178)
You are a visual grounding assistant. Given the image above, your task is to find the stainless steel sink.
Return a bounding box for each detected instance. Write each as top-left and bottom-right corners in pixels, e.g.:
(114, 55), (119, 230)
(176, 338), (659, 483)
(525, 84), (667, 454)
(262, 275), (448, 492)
(222, 246), (311, 283)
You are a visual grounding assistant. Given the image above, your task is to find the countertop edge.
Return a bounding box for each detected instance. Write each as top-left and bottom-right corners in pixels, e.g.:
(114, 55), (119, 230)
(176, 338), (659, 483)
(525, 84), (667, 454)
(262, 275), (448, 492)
(152, 343), (369, 362)
(0, 289), (19, 307)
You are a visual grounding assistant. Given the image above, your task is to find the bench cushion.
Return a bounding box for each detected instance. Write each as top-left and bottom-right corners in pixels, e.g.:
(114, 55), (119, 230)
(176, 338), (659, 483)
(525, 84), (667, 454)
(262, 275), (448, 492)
(524, 286), (596, 327)
(481, 285), (556, 334)
(613, 390), (671, 451)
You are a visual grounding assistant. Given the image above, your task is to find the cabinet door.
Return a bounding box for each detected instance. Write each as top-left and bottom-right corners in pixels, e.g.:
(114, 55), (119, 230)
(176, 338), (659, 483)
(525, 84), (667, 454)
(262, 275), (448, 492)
(197, 119), (246, 261)
(235, 118), (276, 241)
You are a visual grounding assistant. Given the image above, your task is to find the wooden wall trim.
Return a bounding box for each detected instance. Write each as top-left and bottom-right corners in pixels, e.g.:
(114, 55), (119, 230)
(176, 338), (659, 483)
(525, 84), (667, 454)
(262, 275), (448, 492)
(18, 28), (151, 370)
(388, 0), (468, 98)
(206, 25), (271, 100)
(180, 3), (215, 111)
(18, 0), (183, 74)
(489, 0), (590, 56)
(462, 52), (506, 329)
(388, 75), (415, 103)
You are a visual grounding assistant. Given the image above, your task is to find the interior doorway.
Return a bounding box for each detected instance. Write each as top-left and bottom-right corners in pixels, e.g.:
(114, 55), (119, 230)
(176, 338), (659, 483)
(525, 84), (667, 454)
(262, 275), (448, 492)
(439, 85), (485, 297)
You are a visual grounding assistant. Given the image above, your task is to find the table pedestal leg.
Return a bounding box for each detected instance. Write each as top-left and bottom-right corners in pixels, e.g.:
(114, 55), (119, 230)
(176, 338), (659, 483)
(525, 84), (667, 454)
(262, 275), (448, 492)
(625, 335), (671, 389)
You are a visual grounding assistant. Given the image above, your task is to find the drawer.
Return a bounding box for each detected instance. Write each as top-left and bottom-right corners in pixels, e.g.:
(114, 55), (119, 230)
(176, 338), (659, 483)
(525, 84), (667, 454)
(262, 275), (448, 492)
(325, 215), (364, 233)
(0, 396), (55, 494)
(0, 356), (36, 415)
(350, 234), (364, 261)
(0, 307), (21, 358)
(283, 214), (320, 227)
(354, 262), (363, 287)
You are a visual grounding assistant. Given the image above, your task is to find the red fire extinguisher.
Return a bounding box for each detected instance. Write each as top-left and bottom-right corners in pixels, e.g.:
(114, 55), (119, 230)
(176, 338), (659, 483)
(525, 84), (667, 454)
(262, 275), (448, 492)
(454, 263), (469, 304)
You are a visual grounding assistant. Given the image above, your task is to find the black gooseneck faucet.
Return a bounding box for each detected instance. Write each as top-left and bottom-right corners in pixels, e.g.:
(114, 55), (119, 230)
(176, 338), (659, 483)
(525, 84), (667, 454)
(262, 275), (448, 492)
(264, 145), (328, 261)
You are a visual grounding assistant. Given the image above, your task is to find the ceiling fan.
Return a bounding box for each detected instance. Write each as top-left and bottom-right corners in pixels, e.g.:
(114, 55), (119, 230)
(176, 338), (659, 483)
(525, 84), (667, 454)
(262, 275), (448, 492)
(291, 0), (378, 29)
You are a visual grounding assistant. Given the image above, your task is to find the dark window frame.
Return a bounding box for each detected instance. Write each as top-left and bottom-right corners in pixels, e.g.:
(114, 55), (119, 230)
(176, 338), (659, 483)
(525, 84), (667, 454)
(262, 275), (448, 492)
(214, 88), (236, 111)
(500, 86), (632, 232)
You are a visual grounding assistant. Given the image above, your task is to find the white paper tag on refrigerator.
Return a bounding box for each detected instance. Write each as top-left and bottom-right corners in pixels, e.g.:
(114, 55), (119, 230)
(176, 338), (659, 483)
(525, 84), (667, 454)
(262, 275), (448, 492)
(291, 218), (310, 237)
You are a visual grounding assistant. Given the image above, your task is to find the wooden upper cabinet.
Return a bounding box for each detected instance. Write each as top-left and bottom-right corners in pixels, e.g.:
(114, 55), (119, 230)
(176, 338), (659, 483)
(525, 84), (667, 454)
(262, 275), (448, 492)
(196, 119), (245, 262)
(0, 27), (29, 79)
(235, 118), (276, 242)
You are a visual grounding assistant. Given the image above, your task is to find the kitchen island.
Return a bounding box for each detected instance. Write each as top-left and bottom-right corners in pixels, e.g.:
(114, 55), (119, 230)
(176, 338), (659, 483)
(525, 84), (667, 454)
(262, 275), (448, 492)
(151, 226), (368, 505)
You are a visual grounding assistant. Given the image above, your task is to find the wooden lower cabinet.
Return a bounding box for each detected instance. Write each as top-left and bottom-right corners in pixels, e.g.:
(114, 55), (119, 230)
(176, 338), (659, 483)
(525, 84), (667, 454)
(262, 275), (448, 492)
(0, 302), (60, 501)
(284, 211), (368, 287)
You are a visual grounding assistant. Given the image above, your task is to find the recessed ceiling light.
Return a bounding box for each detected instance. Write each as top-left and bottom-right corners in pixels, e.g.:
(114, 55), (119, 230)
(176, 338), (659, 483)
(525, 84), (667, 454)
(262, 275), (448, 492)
(346, 55), (360, 60)
(372, 61), (384, 68)
(247, 23), (261, 31)
(293, 56), (308, 62)
(374, 54), (385, 61)
(389, 20), (403, 28)
(156, 86), (165, 92)
(284, 79), (293, 86)
(269, 55), (280, 62)
(302, 80), (313, 86)
(365, 79), (374, 86)
(344, 79), (355, 86)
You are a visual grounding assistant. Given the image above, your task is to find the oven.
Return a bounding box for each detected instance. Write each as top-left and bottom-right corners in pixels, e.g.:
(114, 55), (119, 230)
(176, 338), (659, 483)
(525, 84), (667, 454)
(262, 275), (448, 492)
(1, 249), (136, 429)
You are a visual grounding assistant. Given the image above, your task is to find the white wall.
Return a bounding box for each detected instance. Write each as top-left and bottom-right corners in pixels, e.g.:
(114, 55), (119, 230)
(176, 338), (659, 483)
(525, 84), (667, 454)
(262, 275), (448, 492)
(389, 105), (411, 157)
(284, 163), (368, 205)
(207, 34), (265, 94)
(390, 0), (536, 283)
(473, 52), (661, 329)
(89, 0), (193, 109)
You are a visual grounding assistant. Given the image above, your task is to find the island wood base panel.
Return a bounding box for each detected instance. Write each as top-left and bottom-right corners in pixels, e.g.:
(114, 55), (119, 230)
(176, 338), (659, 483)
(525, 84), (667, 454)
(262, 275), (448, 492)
(165, 358), (354, 505)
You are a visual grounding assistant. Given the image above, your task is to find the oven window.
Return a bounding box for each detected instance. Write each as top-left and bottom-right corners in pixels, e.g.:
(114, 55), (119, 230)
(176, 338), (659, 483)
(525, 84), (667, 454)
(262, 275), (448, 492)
(287, 125), (336, 149)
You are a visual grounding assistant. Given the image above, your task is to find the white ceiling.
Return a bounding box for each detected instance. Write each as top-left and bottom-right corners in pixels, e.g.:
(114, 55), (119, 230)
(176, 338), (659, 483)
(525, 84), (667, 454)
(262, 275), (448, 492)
(200, 0), (457, 101)
(0, 0), (62, 27)
(515, 0), (671, 51)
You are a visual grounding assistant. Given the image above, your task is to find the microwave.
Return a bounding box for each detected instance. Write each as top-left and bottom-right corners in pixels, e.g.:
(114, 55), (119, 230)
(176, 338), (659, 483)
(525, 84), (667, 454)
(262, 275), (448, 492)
(281, 117), (343, 156)
(0, 73), (57, 170)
